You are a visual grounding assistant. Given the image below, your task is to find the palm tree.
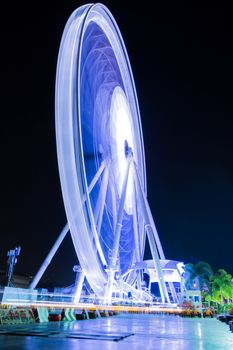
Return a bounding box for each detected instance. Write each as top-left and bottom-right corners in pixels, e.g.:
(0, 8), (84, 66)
(184, 261), (213, 292)
(211, 269), (233, 305)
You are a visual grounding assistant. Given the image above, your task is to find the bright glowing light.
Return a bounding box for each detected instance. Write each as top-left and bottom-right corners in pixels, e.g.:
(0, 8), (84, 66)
(110, 86), (135, 214)
(2, 300), (182, 315)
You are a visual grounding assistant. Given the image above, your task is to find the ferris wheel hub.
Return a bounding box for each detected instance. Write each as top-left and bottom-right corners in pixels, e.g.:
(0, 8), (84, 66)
(124, 140), (133, 159)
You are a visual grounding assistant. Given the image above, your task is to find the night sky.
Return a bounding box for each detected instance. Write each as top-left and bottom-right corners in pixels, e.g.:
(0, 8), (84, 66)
(1, 2), (232, 287)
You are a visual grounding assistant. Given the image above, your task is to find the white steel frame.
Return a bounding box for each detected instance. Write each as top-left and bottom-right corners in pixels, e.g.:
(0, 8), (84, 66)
(30, 3), (178, 305)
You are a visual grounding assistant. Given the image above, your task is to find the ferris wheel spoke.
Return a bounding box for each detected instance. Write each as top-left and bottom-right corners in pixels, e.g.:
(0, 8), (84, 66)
(91, 226), (107, 267)
(105, 156), (132, 303)
(110, 182), (117, 235)
(87, 160), (111, 268)
(68, 159), (109, 221)
(93, 160), (111, 233)
(86, 158), (108, 196)
(111, 157), (132, 269)
(86, 160), (110, 268)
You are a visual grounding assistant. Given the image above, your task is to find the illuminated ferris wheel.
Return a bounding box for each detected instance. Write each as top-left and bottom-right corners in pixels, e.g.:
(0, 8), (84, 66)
(31, 3), (178, 304)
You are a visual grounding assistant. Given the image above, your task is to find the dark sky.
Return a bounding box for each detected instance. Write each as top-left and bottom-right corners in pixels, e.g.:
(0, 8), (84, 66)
(1, 2), (232, 287)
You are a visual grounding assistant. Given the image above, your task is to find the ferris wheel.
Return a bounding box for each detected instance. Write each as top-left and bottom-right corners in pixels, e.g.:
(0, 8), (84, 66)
(30, 3), (177, 305)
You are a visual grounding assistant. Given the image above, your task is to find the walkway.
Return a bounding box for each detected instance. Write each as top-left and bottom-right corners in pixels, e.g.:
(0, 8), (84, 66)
(0, 314), (232, 349)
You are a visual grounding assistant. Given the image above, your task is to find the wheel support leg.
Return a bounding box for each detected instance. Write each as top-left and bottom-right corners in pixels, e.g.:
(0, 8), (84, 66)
(132, 161), (170, 304)
(73, 266), (85, 303)
(105, 157), (132, 304)
(30, 160), (108, 289)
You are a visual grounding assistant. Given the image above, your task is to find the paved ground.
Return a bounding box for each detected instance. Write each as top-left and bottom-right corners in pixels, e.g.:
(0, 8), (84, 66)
(0, 314), (232, 349)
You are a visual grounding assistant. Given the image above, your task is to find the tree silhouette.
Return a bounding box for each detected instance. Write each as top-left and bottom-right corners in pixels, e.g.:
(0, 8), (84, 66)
(184, 261), (213, 291)
(211, 269), (233, 305)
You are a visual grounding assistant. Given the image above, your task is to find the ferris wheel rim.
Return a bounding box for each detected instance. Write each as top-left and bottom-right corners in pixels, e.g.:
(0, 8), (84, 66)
(55, 3), (147, 297)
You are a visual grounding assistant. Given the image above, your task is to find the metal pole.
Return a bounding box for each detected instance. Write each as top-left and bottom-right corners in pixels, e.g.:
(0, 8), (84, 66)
(132, 161), (170, 303)
(133, 163), (178, 303)
(29, 223), (69, 289)
(94, 162), (110, 234)
(91, 162), (110, 266)
(30, 160), (107, 290)
(73, 265), (85, 303)
(105, 156), (132, 304)
(132, 183), (143, 297)
(146, 224), (170, 303)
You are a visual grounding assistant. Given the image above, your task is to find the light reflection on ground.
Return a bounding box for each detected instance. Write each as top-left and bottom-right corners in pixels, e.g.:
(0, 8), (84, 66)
(0, 314), (232, 350)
